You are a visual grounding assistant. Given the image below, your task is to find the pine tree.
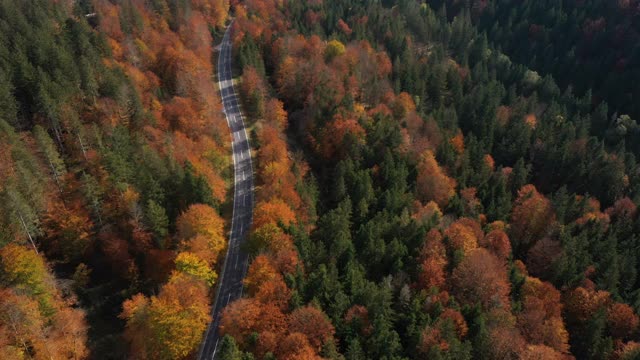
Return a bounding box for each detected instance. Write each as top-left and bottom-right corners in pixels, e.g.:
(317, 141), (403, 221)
(33, 125), (66, 189)
(145, 200), (169, 246)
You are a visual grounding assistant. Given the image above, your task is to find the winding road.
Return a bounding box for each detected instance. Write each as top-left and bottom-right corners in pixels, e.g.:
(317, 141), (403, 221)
(198, 22), (254, 360)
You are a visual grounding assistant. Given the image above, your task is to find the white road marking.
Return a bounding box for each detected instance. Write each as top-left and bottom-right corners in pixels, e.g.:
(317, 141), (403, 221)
(211, 339), (219, 359)
(201, 24), (256, 360)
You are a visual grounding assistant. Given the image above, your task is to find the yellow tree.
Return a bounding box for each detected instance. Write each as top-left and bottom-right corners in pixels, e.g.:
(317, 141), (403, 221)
(176, 204), (226, 258)
(175, 252), (217, 286)
(324, 39), (346, 62)
(0, 244), (55, 316)
(0, 288), (46, 358)
(121, 273), (211, 359)
(444, 220), (479, 256)
(249, 223), (294, 254)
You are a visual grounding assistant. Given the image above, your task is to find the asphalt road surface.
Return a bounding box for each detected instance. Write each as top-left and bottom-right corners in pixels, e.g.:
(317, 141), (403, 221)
(198, 23), (254, 360)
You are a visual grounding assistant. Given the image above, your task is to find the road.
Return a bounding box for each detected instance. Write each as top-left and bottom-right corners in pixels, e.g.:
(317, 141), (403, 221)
(198, 22), (254, 360)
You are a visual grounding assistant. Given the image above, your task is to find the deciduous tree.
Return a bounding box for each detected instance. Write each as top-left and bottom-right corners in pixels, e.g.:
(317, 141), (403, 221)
(254, 276), (291, 310)
(484, 229), (512, 261)
(287, 305), (335, 351)
(175, 252), (217, 286)
(176, 204), (226, 256)
(416, 150), (456, 208)
(444, 220), (479, 256)
(243, 255), (278, 295)
(563, 286), (611, 326)
(438, 308), (468, 338)
(324, 40), (346, 63)
(451, 248), (511, 311)
(521, 344), (564, 360)
(517, 277), (569, 353)
(418, 258), (446, 291)
(43, 200), (93, 263)
(218, 299), (287, 347)
(607, 302), (638, 339)
(121, 273), (211, 359)
(0, 244), (55, 315)
(277, 332), (322, 360)
(249, 223), (294, 255)
(418, 326), (448, 354)
(510, 185), (555, 257)
(253, 199), (296, 229)
(265, 98), (288, 130)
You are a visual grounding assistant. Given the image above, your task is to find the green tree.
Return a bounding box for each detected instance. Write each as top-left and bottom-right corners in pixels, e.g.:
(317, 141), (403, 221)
(33, 125), (66, 188)
(0, 70), (18, 127)
(145, 199), (169, 245)
(217, 335), (245, 360)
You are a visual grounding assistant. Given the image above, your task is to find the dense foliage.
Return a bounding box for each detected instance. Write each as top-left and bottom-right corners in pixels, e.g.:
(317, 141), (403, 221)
(0, 0), (229, 357)
(218, 0), (640, 359)
(3, 0), (640, 359)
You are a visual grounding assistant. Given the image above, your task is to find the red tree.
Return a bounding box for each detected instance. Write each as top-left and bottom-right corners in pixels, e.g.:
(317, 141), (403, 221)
(451, 248), (511, 310)
(287, 306), (335, 351)
(517, 277), (569, 353)
(418, 258), (445, 291)
(254, 277), (291, 310)
(510, 184), (555, 255)
(244, 255), (278, 295)
(218, 299), (287, 347)
(276, 332), (322, 360)
(437, 308), (468, 338)
(484, 229), (512, 261)
(607, 302), (639, 339)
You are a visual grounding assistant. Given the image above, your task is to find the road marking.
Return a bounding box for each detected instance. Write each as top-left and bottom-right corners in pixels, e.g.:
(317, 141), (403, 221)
(201, 23), (256, 360)
(212, 339), (219, 360)
(201, 28), (238, 360)
(234, 253), (239, 269)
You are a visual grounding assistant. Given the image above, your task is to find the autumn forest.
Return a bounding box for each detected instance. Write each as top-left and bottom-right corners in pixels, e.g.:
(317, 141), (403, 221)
(1, 0), (640, 359)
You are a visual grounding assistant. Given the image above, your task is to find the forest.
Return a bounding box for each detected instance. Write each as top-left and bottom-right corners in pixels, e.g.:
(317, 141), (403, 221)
(1, 0), (640, 359)
(0, 0), (229, 358)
